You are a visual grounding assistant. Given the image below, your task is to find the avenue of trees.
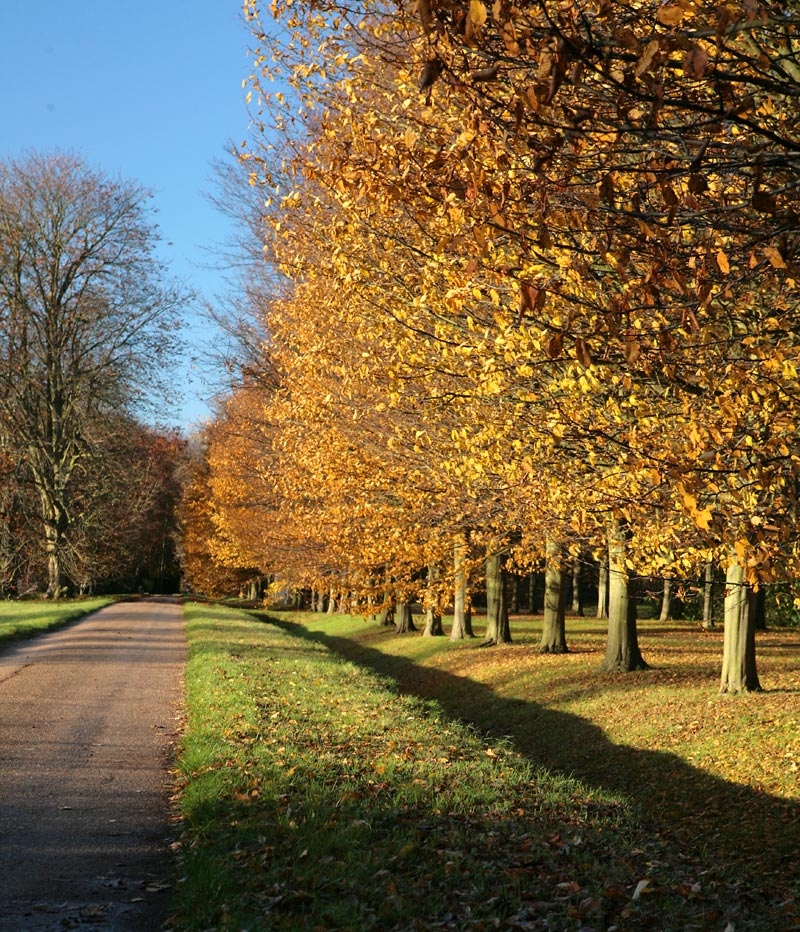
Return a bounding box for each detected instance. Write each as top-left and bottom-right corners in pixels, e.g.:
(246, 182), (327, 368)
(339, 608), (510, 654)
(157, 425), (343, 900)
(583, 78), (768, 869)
(182, 0), (800, 693)
(0, 151), (187, 597)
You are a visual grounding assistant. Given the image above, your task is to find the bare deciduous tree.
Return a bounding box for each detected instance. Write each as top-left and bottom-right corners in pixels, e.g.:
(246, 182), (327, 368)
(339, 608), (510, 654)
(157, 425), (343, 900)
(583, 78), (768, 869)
(0, 150), (187, 596)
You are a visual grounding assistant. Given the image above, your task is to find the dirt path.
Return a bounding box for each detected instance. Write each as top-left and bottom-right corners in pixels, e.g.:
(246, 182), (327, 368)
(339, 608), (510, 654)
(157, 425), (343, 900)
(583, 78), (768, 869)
(0, 598), (186, 931)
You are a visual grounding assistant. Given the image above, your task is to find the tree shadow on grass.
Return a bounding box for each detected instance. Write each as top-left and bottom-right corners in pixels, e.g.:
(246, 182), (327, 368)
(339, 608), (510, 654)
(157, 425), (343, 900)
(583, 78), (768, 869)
(260, 614), (800, 909)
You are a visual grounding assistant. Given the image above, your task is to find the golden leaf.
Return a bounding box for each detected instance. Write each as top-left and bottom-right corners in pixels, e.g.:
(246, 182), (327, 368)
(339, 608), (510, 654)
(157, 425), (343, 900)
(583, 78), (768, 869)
(466, 0), (488, 41)
(764, 245), (786, 269)
(657, 4), (685, 25)
(694, 508), (713, 531)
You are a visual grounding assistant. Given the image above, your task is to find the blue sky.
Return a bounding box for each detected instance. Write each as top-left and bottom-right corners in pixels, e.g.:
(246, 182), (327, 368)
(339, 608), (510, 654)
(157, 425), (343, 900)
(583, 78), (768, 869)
(0, 1), (258, 430)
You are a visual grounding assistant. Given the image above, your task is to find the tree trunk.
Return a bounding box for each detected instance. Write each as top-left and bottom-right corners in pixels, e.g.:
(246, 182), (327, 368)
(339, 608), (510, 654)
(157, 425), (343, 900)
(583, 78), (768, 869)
(596, 559), (608, 619)
(510, 573), (520, 614)
(423, 605), (444, 636)
(378, 593), (395, 626)
(703, 562), (715, 628)
(422, 564), (445, 636)
(720, 561), (761, 693)
(659, 578), (672, 622)
(571, 556), (583, 616)
(527, 571), (537, 613)
(601, 521), (648, 672)
(483, 551), (512, 645)
(450, 533), (474, 639)
(43, 499), (67, 599)
(540, 539), (568, 653)
(395, 599), (417, 633)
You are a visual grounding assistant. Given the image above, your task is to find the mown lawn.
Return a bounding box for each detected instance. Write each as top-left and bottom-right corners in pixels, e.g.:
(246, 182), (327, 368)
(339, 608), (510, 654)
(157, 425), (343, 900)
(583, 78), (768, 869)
(0, 597), (113, 646)
(172, 604), (800, 932)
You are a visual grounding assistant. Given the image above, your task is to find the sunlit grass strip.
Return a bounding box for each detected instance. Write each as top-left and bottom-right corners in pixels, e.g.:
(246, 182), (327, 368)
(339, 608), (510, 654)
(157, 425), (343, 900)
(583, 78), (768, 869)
(0, 597), (113, 646)
(174, 602), (638, 932)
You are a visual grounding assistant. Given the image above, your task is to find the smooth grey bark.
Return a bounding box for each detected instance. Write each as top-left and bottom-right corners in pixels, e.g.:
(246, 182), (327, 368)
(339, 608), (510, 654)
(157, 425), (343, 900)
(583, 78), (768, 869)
(395, 599), (417, 633)
(720, 561), (761, 693)
(540, 539), (568, 653)
(483, 551), (511, 645)
(571, 557), (584, 616)
(450, 533), (474, 639)
(422, 564), (445, 636)
(702, 562), (715, 628)
(659, 578), (673, 622)
(596, 559), (608, 619)
(510, 573), (520, 614)
(422, 607), (444, 636)
(601, 521), (648, 672)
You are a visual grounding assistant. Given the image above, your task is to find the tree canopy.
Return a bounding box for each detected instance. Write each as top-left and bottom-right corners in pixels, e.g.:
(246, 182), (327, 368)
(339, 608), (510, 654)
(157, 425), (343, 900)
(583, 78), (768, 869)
(184, 0), (800, 692)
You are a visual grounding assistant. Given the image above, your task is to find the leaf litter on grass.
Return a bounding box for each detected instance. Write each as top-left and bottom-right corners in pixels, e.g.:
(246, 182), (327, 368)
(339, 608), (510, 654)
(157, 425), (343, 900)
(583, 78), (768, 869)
(174, 605), (800, 932)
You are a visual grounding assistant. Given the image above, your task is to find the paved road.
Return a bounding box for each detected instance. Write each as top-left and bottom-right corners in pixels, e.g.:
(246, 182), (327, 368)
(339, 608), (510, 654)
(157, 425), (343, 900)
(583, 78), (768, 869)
(0, 599), (186, 931)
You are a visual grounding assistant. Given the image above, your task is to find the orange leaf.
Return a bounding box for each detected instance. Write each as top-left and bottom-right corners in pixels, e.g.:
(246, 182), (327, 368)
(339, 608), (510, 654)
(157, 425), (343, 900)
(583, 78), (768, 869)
(657, 4), (685, 25)
(547, 332), (563, 359)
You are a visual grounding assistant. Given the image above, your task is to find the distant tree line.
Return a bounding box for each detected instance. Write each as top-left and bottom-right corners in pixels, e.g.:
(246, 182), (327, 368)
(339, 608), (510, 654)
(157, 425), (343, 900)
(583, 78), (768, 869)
(0, 151), (188, 597)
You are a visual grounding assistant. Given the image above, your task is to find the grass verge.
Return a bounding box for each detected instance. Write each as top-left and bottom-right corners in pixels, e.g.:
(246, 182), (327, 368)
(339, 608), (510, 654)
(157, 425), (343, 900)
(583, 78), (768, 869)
(172, 604), (799, 931)
(0, 597), (113, 646)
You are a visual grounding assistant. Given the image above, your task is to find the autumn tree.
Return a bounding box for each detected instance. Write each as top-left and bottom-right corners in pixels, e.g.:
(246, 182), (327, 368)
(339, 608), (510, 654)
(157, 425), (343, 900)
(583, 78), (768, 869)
(239, 0), (800, 687)
(177, 434), (263, 597)
(0, 151), (186, 597)
(63, 421), (186, 594)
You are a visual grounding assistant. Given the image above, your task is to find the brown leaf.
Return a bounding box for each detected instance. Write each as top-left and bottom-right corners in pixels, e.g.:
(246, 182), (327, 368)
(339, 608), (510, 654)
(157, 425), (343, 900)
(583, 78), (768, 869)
(520, 282), (540, 313)
(575, 337), (592, 367)
(547, 332), (564, 359)
(419, 58), (443, 91)
(635, 40), (660, 78)
(599, 173), (615, 207)
(688, 173), (708, 195)
(471, 63), (500, 82)
(417, 0), (435, 33)
(683, 45), (709, 79)
(624, 336), (641, 365)
(752, 190), (777, 213)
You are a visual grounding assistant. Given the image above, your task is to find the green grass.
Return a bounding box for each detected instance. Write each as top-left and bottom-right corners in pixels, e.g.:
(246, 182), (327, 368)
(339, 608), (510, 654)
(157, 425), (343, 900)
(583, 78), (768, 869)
(172, 605), (800, 931)
(0, 596), (114, 645)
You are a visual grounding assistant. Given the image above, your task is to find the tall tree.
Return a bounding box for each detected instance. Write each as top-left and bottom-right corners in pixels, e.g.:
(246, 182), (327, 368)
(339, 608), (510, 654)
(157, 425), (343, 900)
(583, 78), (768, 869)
(720, 557), (762, 693)
(540, 539), (568, 654)
(483, 550), (512, 645)
(602, 520), (648, 673)
(0, 151), (186, 596)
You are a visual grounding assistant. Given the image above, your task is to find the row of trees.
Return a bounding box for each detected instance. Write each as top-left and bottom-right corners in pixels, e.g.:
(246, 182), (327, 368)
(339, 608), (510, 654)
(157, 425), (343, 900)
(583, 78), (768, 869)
(183, 0), (800, 693)
(0, 151), (187, 596)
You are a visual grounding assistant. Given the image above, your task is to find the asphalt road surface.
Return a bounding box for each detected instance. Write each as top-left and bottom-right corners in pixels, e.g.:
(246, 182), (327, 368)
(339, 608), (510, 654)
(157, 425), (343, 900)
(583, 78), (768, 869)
(0, 598), (186, 931)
